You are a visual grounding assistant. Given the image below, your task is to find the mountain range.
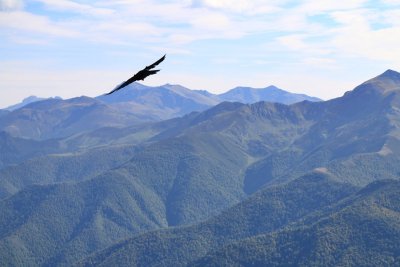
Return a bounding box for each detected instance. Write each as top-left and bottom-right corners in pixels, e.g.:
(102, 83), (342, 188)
(79, 175), (400, 267)
(0, 83), (319, 140)
(5, 96), (62, 111)
(0, 70), (399, 266)
(0, 96), (144, 140)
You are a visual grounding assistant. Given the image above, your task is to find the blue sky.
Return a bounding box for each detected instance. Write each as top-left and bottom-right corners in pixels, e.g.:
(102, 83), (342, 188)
(1, 0), (400, 108)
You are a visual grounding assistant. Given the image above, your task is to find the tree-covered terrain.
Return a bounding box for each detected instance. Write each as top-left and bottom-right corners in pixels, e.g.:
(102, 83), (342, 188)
(77, 172), (359, 266)
(0, 83), (319, 140)
(77, 176), (400, 267)
(0, 70), (400, 266)
(0, 96), (143, 140)
(0, 131), (66, 169)
(0, 144), (139, 199)
(193, 179), (400, 267)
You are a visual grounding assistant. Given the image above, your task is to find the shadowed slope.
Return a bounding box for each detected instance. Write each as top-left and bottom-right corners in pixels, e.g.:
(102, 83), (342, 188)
(1, 70), (400, 266)
(195, 180), (400, 267)
(76, 173), (359, 267)
(0, 97), (143, 140)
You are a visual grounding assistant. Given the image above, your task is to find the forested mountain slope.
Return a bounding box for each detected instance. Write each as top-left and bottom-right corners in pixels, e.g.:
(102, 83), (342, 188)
(0, 70), (400, 266)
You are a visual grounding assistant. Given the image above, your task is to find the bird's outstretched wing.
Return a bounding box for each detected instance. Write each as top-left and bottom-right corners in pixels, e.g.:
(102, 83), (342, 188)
(105, 54), (166, 95)
(144, 54), (166, 70)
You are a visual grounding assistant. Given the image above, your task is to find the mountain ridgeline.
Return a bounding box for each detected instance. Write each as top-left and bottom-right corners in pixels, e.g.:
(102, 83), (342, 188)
(0, 70), (400, 266)
(5, 96), (62, 111)
(0, 83), (319, 140)
(79, 176), (400, 267)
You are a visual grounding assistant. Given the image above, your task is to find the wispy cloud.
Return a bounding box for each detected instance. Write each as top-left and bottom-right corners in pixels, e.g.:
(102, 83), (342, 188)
(0, 0), (24, 11)
(1, 0), (400, 106)
(34, 0), (114, 16)
(190, 0), (283, 14)
(0, 11), (79, 37)
(380, 0), (400, 5)
(2, 0), (399, 52)
(329, 8), (400, 64)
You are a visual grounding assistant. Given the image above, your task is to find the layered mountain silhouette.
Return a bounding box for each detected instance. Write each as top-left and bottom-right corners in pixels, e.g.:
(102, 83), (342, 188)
(0, 96), (145, 140)
(0, 84), (319, 140)
(0, 70), (400, 266)
(5, 96), (62, 111)
(97, 83), (321, 120)
(219, 85), (321, 104)
(97, 83), (220, 120)
(79, 176), (400, 267)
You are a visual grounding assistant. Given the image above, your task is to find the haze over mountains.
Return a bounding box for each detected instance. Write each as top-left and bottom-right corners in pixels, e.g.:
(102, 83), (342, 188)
(5, 96), (62, 112)
(1, 83), (320, 140)
(0, 70), (400, 266)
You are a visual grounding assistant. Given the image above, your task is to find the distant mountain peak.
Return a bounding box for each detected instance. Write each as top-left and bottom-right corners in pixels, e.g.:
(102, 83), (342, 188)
(369, 69), (400, 83)
(230, 85), (279, 91)
(380, 69), (400, 78)
(6, 95), (62, 111)
(23, 95), (42, 102)
(349, 69), (400, 97)
(220, 85), (321, 104)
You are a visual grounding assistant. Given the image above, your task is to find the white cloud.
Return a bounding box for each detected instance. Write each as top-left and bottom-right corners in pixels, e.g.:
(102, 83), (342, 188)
(0, 0), (23, 11)
(190, 12), (230, 30)
(2, 0), (400, 107)
(380, 0), (400, 5)
(298, 0), (368, 14)
(86, 1), (249, 45)
(191, 0), (281, 14)
(0, 60), (130, 108)
(303, 57), (337, 69)
(333, 25), (400, 62)
(277, 34), (309, 50)
(2, 0), (398, 54)
(0, 11), (79, 37)
(34, 0), (114, 16)
(328, 9), (400, 64)
(276, 34), (332, 57)
(381, 9), (400, 26)
(90, 21), (162, 39)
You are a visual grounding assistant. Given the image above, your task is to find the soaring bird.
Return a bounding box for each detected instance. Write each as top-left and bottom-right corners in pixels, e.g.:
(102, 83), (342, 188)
(105, 54), (166, 95)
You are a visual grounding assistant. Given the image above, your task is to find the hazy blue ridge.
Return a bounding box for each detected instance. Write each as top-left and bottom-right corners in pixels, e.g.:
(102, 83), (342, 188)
(0, 96), (144, 140)
(218, 85), (321, 104)
(5, 96), (62, 111)
(0, 83), (320, 140)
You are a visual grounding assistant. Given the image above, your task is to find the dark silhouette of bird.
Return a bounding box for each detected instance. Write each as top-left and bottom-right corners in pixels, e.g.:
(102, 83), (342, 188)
(105, 54), (166, 95)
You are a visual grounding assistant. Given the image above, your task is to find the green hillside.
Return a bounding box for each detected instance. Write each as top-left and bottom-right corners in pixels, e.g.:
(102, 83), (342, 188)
(0, 171), (168, 266)
(0, 97), (143, 140)
(1, 70), (400, 266)
(78, 172), (359, 267)
(195, 180), (400, 267)
(77, 177), (400, 267)
(0, 131), (65, 169)
(0, 144), (139, 199)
